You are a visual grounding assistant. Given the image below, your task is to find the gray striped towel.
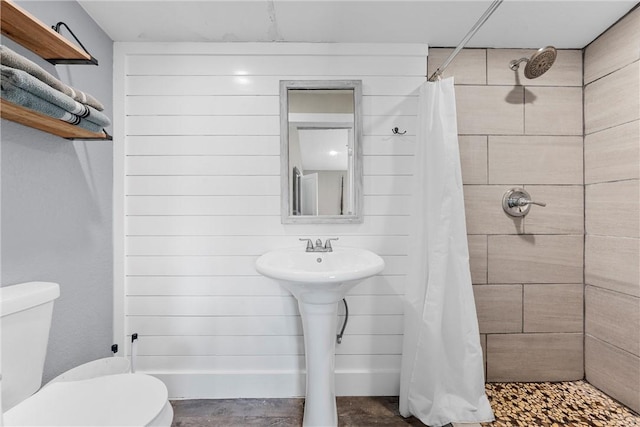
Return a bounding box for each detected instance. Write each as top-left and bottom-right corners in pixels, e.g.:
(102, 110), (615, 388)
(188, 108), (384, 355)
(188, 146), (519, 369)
(1, 79), (103, 133)
(1, 44), (105, 111)
(1, 65), (110, 128)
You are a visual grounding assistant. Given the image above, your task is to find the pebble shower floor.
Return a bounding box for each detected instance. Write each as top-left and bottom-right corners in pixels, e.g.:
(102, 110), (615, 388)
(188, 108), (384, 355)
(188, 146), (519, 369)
(482, 381), (640, 427)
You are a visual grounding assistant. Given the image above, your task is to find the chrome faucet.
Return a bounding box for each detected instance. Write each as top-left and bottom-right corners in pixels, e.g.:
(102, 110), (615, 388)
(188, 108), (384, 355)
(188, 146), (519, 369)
(299, 238), (339, 252)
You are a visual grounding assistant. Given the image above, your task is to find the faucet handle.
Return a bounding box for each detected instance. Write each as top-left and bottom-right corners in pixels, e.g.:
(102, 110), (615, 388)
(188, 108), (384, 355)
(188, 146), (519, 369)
(522, 198), (546, 207)
(324, 238), (339, 251)
(509, 197), (546, 208)
(502, 187), (546, 217)
(299, 238), (314, 251)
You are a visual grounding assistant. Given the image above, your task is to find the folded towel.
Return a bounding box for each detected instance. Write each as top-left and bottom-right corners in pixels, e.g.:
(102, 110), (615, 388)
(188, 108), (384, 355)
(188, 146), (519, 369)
(1, 45), (105, 111)
(2, 79), (103, 133)
(1, 65), (110, 128)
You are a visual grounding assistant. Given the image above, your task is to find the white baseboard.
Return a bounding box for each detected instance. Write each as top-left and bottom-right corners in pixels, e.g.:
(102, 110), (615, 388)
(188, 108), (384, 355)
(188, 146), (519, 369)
(151, 370), (400, 399)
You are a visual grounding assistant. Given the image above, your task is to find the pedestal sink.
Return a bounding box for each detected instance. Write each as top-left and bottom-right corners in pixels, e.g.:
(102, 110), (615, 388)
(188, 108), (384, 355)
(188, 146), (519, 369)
(255, 246), (385, 427)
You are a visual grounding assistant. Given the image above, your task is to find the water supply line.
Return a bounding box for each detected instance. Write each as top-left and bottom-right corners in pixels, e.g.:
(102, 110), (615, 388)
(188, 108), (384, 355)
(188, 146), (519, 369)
(337, 298), (349, 344)
(428, 0), (504, 81)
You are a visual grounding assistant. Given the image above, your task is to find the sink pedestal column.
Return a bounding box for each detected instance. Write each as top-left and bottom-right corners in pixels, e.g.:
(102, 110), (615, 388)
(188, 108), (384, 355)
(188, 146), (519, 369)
(298, 300), (339, 427)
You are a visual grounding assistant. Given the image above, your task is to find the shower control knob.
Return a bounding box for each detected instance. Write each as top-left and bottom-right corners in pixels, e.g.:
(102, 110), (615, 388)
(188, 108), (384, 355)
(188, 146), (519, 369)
(502, 187), (546, 217)
(509, 197), (547, 208)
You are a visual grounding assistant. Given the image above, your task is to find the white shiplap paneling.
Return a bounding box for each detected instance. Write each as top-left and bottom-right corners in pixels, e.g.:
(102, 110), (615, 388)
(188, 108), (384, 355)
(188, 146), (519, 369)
(125, 55), (426, 77)
(126, 236), (408, 256)
(126, 295), (404, 316)
(125, 255), (407, 276)
(117, 43), (426, 398)
(125, 194), (410, 216)
(126, 176), (280, 196)
(125, 215), (411, 235)
(126, 275), (405, 297)
(125, 156), (280, 176)
(133, 354), (402, 373)
(126, 75), (424, 96)
(125, 135), (280, 156)
(127, 315), (404, 336)
(129, 334), (403, 356)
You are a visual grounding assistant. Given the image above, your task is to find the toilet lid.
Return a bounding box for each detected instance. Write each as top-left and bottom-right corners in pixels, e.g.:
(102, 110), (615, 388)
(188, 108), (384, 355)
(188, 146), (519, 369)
(3, 374), (168, 426)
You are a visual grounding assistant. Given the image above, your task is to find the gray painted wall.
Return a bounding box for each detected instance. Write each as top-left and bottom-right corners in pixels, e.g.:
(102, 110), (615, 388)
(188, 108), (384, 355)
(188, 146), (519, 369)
(1, 1), (113, 382)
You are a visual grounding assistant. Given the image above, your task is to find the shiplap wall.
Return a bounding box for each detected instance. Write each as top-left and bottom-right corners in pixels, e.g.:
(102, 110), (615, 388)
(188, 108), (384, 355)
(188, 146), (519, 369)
(114, 43), (427, 398)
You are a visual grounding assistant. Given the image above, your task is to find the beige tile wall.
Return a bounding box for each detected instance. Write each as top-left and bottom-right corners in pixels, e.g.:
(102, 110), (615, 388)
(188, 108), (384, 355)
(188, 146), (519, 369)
(585, 336), (640, 412)
(486, 333), (583, 382)
(524, 87), (583, 135)
(583, 6), (640, 414)
(429, 47), (584, 382)
(586, 286), (640, 356)
(456, 86), (524, 135)
(428, 49), (487, 85)
(459, 136), (488, 184)
(586, 180), (640, 238)
(488, 136), (583, 185)
(585, 120), (640, 184)
(585, 235), (640, 297)
(584, 61), (640, 134)
(523, 186), (583, 234)
(583, 6), (640, 84)
(473, 284), (523, 333)
(488, 235), (583, 284)
(523, 284), (584, 333)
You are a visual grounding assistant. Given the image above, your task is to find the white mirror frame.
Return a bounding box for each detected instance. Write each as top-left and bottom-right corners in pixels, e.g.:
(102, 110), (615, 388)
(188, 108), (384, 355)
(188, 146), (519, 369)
(280, 80), (363, 224)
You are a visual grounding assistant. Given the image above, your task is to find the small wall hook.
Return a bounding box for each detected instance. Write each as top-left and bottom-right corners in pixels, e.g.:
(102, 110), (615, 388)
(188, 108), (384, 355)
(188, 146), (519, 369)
(392, 127), (407, 135)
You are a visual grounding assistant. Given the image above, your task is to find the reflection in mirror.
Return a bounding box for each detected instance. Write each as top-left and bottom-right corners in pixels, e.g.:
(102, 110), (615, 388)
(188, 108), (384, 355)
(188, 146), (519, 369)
(281, 81), (363, 224)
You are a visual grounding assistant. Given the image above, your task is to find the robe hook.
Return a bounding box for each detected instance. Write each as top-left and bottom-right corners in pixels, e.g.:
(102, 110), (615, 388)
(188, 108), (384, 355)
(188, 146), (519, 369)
(392, 127), (407, 135)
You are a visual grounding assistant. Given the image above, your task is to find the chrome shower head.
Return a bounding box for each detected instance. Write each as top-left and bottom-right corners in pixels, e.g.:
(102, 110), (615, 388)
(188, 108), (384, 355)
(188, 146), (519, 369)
(509, 46), (557, 79)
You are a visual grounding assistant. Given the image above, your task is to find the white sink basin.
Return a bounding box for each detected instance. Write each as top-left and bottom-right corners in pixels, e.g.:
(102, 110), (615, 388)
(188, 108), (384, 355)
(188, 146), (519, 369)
(255, 246), (385, 283)
(255, 245), (384, 426)
(255, 247), (385, 303)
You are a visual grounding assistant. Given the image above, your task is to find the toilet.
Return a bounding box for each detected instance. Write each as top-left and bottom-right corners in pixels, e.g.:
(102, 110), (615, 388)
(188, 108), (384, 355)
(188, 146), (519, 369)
(0, 282), (173, 426)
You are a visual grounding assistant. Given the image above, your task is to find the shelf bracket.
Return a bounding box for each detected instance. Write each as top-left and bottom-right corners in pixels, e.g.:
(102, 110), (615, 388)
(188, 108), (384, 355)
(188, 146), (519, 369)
(50, 21), (98, 66)
(64, 130), (112, 141)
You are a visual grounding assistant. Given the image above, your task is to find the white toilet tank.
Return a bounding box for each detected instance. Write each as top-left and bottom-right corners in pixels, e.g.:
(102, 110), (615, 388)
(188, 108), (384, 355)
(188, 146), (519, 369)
(0, 282), (60, 411)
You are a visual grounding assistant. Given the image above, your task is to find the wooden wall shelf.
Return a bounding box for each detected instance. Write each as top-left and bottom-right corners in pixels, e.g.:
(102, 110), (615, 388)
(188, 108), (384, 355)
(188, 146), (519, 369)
(1, 0), (91, 63)
(1, 100), (110, 140)
(0, 0), (110, 140)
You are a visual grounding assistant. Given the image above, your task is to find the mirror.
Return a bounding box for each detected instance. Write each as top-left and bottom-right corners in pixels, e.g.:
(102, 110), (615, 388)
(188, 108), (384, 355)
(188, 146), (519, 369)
(280, 80), (363, 224)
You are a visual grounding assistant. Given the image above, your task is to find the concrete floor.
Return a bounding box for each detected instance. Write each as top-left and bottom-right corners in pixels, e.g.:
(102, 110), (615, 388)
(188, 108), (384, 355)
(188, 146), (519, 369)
(170, 396), (431, 426)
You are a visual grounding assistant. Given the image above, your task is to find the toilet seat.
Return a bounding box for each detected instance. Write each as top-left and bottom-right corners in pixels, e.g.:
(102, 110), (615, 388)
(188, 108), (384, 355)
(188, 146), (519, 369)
(3, 373), (170, 426)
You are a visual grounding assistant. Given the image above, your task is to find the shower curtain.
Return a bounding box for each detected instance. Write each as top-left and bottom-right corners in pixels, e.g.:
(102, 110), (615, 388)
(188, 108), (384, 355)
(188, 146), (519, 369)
(399, 78), (494, 427)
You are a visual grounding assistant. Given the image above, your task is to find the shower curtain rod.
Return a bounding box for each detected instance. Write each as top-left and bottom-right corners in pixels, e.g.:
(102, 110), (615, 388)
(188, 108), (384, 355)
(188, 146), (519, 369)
(428, 0), (504, 82)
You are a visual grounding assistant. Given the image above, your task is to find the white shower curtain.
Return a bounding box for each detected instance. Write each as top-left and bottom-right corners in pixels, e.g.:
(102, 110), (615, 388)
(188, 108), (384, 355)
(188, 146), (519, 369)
(399, 78), (494, 427)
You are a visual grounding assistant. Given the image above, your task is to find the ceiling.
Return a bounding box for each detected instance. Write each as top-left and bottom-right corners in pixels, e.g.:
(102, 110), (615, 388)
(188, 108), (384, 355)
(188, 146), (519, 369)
(79, 0), (638, 49)
(299, 129), (349, 171)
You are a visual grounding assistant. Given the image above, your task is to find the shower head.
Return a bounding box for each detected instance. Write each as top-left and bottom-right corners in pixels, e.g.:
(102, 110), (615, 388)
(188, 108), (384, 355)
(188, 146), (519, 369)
(509, 46), (557, 79)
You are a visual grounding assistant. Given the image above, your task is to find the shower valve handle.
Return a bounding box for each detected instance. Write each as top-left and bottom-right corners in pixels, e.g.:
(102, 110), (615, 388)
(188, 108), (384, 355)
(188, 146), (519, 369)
(508, 197), (546, 208)
(502, 187), (546, 218)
